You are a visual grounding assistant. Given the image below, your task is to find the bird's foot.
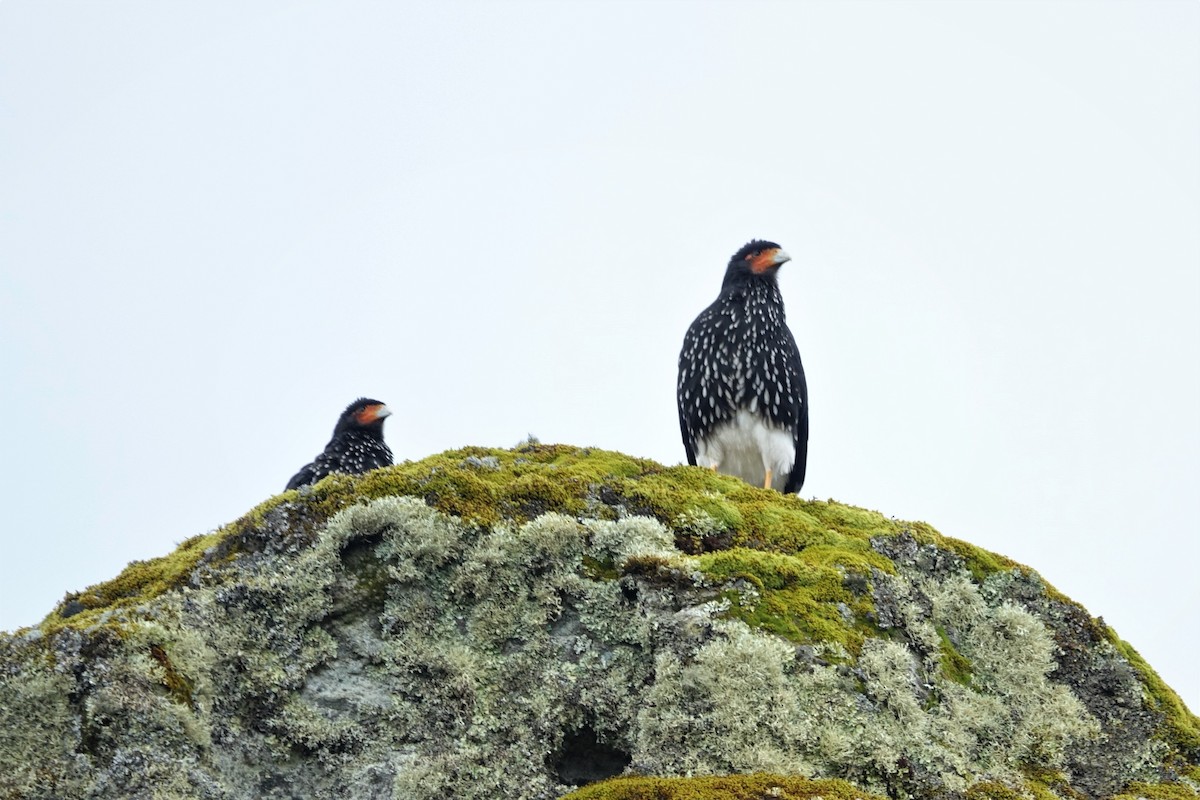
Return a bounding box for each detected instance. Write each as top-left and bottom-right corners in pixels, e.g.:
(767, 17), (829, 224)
(763, 469), (773, 490)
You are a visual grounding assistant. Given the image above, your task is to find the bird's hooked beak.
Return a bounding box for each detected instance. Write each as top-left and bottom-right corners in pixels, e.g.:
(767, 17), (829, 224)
(749, 247), (792, 274)
(356, 403), (392, 425)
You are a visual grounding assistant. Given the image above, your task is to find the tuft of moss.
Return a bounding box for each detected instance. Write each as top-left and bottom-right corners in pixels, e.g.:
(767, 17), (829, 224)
(1019, 768), (1082, 800)
(937, 625), (973, 686)
(1112, 781), (1200, 800)
(966, 780), (1025, 800)
(562, 774), (887, 800)
(698, 546), (892, 653)
(39, 529), (225, 635)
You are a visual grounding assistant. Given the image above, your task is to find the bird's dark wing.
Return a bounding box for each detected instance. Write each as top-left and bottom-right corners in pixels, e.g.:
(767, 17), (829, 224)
(285, 461), (319, 491)
(677, 306), (719, 466)
(286, 443), (336, 490)
(782, 331), (809, 494)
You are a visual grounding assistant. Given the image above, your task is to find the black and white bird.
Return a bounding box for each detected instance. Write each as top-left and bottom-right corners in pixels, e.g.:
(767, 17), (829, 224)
(677, 240), (808, 493)
(285, 398), (394, 490)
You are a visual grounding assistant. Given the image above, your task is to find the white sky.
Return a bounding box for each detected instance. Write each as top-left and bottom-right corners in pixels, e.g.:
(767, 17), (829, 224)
(1, 1), (1196, 713)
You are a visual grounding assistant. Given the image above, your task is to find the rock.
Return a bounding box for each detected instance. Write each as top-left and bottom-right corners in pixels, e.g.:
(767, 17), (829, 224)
(0, 445), (1195, 800)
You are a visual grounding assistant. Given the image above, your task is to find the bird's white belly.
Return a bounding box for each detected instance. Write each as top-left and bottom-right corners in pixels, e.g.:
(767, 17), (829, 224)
(695, 410), (795, 492)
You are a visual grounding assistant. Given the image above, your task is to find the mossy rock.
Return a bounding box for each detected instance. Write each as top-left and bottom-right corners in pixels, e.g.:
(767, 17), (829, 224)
(1, 444), (1195, 800)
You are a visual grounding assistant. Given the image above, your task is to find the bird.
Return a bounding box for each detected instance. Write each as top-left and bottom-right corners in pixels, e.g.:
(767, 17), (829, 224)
(677, 239), (808, 493)
(285, 398), (394, 490)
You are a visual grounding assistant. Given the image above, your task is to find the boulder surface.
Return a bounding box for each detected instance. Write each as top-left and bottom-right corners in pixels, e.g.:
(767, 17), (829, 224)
(1, 445), (1195, 800)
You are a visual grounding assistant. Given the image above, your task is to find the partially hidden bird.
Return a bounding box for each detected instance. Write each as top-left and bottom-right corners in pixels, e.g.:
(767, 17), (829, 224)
(285, 398), (394, 490)
(677, 240), (808, 493)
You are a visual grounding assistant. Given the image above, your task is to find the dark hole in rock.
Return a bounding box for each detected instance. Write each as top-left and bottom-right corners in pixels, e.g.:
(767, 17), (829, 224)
(553, 725), (631, 786)
(340, 531), (385, 561)
(619, 578), (638, 602)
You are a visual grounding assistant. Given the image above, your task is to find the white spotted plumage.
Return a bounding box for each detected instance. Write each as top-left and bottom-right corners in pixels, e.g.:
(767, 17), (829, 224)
(677, 243), (809, 493)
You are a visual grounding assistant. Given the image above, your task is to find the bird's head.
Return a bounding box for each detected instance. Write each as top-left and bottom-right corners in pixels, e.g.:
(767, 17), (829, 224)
(722, 240), (791, 288)
(335, 398), (392, 436)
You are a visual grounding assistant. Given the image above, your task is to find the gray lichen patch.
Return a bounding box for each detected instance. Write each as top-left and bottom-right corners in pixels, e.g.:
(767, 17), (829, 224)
(1, 447), (1197, 800)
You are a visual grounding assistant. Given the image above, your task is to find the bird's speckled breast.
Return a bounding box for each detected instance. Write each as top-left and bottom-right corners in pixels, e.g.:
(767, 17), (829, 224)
(678, 280), (802, 433)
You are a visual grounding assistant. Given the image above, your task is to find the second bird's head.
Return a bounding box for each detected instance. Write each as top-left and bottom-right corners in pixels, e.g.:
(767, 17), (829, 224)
(335, 398), (391, 437)
(723, 239), (791, 286)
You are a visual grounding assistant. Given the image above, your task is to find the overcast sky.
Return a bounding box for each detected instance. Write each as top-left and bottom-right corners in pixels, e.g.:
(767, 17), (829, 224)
(1, 1), (1196, 713)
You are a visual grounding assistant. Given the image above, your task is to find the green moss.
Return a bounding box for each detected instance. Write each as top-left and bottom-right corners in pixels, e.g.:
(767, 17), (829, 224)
(937, 625), (973, 685)
(698, 546), (891, 653)
(1105, 629), (1200, 755)
(39, 529), (226, 635)
(334, 444), (658, 528)
(1112, 781), (1200, 800)
(634, 477), (898, 556)
(966, 780), (1025, 800)
(1022, 778), (1073, 800)
(562, 774), (887, 800)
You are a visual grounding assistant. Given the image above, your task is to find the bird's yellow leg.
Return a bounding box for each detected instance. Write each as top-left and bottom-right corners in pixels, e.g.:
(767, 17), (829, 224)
(709, 463), (718, 471)
(763, 469), (773, 490)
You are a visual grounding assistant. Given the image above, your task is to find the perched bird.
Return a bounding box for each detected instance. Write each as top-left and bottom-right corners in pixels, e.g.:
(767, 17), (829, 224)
(286, 398), (394, 490)
(677, 240), (808, 493)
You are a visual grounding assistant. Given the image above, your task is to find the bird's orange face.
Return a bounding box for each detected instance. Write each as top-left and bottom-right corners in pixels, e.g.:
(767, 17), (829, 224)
(354, 404), (390, 425)
(746, 247), (790, 274)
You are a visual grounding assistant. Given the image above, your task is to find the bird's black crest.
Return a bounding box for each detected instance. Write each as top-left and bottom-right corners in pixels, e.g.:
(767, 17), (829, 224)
(333, 397), (387, 435)
(731, 240), (782, 263)
(342, 397), (385, 416)
(722, 239), (786, 290)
